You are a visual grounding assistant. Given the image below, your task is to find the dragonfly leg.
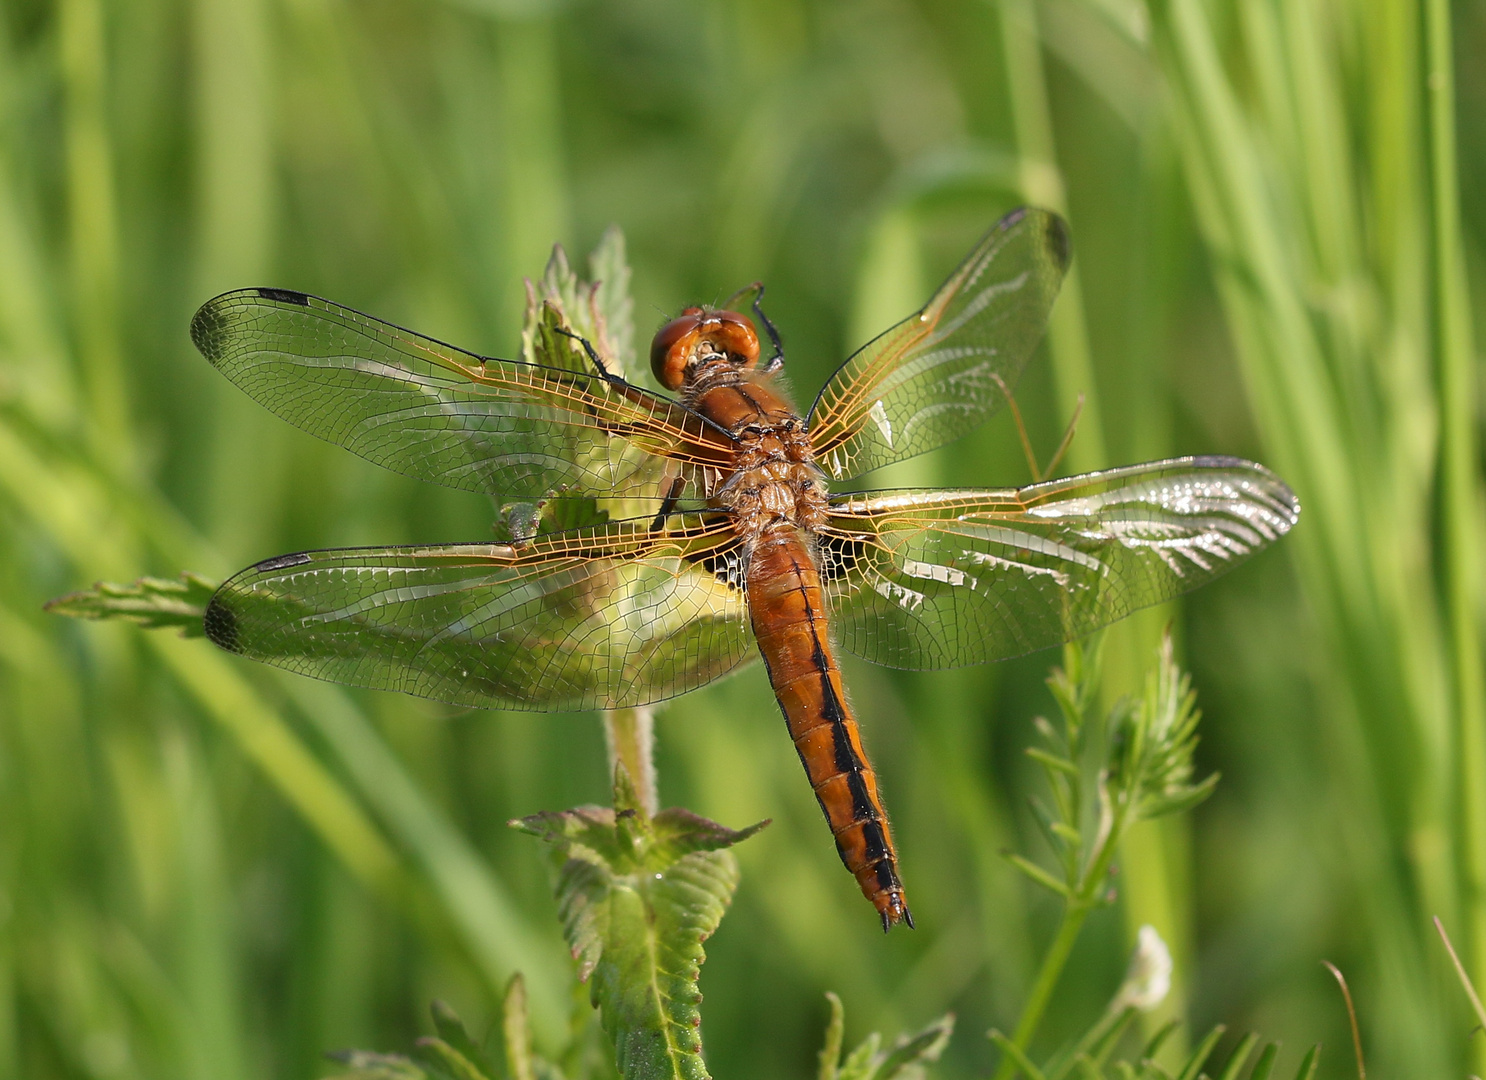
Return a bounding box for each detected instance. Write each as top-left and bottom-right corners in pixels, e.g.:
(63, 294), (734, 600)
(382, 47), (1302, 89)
(750, 284), (785, 373)
(990, 373), (1084, 482)
(1041, 392), (1084, 480)
(720, 281), (784, 372)
(553, 326), (622, 383)
(647, 474), (687, 532)
(991, 372), (1043, 481)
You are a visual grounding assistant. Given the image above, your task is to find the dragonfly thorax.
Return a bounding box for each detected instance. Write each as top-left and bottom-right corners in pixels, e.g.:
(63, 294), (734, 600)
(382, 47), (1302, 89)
(717, 421), (829, 539)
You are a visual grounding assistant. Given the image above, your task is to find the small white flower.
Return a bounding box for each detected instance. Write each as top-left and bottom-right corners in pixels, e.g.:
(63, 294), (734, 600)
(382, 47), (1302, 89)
(1111, 925), (1172, 1012)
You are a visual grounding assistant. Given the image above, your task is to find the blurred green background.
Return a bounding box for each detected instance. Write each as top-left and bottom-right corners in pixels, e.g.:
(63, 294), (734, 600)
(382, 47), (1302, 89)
(3, 0), (1485, 1076)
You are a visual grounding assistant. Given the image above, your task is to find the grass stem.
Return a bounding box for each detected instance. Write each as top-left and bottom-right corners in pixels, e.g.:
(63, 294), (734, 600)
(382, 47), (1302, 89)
(1424, 0), (1486, 1046)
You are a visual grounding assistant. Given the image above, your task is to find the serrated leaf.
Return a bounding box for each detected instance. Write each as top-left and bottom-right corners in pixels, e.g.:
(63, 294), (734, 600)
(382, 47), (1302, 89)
(872, 1013), (954, 1080)
(588, 225), (635, 376)
(512, 776), (766, 1080)
(44, 572), (217, 636)
(818, 993), (846, 1080)
(519, 228), (634, 381)
(325, 1049), (432, 1079)
(525, 297), (594, 376)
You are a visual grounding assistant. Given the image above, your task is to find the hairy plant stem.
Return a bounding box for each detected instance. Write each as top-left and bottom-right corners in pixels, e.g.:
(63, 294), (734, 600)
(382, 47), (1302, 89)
(993, 803), (1131, 1080)
(603, 708), (658, 816)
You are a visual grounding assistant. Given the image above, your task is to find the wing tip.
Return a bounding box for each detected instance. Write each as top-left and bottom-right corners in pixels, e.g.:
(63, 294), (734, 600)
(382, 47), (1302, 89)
(255, 287), (311, 306)
(997, 206), (1073, 274)
(190, 288), (312, 364)
(1045, 212), (1073, 273)
(189, 297), (228, 363)
(1187, 454), (1302, 527)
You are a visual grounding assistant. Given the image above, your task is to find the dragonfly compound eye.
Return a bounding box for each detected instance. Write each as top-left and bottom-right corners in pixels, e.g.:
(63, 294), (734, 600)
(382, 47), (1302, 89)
(650, 307), (762, 389)
(650, 310), (703, 389)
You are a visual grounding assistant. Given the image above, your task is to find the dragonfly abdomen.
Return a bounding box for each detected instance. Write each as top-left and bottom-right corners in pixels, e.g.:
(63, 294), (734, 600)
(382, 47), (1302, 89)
(745, 529), (912, 931)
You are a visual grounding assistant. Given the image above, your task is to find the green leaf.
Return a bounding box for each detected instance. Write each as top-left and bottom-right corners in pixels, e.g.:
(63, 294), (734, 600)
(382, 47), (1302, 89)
(512, 773), (767, 1080)
(519, 227), (635, 381)
(1172, 1025), (1224, 1080)
(871, 1013), (954, 1080)
(413, 1037), (494, 1080)
(819, 992), (952, 1080)
(988, 1030), (1048, 1080)
(537, 496), (611, 535)
(1045, 1005), (1139, 1080)
(1004, 852), (1073, 897)
(1212, 1032), (1258, 1080)
(836, 1032), (882, 1080)
(503, 974), (537, 1080)
(1026, 747), (1080, 778)
(524, 296), (592, 376)
(588, 224), (635, 376)
(44, 572), (217, 636)
(1247, 1043), (1279, 1080)
(1140, 773), (1219, 820)
(429, 1000), (499, 1078)
(818, 992), (846, 1080)
(1086, 1008), (1139, 1067)
(1025, 795), (1071, 860)
(325, 1049), (432, 1080)
(1289, 1046), (1319, 1080)
(329, 991), (564, 1080)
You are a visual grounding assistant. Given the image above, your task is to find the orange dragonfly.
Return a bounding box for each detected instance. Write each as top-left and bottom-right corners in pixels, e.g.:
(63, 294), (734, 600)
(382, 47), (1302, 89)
(193, 208), (1299, 931)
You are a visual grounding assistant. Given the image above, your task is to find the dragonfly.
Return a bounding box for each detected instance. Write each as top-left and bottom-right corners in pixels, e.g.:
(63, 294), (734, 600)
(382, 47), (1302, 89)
(192, 207), (1299, 931)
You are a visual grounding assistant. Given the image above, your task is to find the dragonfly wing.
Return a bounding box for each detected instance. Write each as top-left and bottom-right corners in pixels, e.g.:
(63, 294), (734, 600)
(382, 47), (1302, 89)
(818, 457), (1299, 669)
(191, 289), (732, 505)
(204, 515), (755, 710)
(808, 208), (1070, 481)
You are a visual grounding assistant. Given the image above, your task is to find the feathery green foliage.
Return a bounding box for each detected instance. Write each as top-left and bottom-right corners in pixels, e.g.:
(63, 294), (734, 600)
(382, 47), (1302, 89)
(42, 572), (215, 636)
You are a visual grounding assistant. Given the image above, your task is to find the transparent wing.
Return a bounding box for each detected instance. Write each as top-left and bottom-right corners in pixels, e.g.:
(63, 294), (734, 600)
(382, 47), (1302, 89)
(191, 289), (733, 505)
(807, 207), (1070, 481)
(204, 514), (755, 710)
(818, 457), (1299, 669)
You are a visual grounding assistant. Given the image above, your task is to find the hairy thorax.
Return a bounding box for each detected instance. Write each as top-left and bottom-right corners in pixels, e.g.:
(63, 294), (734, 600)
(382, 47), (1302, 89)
(684, 364), (830, 540)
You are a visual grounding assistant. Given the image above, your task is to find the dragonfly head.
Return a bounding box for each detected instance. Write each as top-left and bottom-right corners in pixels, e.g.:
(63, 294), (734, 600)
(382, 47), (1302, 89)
(650, 306), (761, 390)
